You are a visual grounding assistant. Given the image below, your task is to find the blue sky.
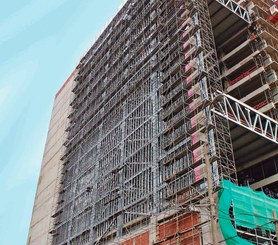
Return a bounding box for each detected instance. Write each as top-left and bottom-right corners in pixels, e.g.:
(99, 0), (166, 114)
(0, 1), (123, 244)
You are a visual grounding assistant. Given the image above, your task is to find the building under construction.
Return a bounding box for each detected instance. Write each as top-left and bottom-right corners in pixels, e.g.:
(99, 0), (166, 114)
(28, 0), (278, 244)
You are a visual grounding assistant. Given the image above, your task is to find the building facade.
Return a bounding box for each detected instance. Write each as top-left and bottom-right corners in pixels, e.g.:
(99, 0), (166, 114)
(27, 71), (77, 245)
(29, 0), (278, 244)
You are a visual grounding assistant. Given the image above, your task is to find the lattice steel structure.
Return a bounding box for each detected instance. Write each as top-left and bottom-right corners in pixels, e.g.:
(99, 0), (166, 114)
(212, 91), (278, 144)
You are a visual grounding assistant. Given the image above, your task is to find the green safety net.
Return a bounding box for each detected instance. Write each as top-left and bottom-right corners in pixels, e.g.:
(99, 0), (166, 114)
(218, 180), (278, 245)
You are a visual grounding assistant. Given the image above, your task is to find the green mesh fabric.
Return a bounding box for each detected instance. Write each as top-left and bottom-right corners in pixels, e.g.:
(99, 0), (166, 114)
(218, 180), (278, 245)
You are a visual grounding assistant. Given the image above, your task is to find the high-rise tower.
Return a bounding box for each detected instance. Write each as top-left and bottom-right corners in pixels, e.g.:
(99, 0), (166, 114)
(29, 1), (278, 244)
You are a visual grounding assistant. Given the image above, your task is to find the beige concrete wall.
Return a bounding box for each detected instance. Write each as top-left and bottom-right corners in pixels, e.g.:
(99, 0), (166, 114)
(27, 70), (77, 245)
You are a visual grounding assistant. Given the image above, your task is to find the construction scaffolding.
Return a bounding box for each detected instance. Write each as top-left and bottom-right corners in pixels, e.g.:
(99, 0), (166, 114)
(48, 0), (278, 244)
